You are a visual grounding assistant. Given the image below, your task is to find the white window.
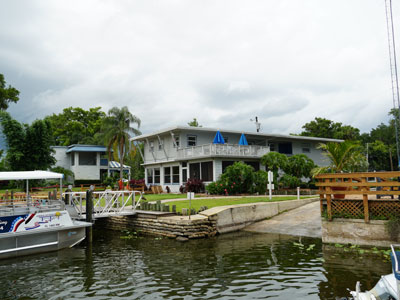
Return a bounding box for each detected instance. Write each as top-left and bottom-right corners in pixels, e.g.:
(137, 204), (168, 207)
(164, 166), (180, 184)
(302, 143), (311, 153)
(158, 138), (164, 151)
(187, 135), (197, 147)
(149, 141), (154, 152)
(164, 167), (171, 184)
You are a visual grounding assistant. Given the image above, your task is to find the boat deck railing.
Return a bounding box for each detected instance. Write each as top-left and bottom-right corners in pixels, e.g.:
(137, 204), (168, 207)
(63, 190), (142, 219)
(0, 199), (65, 216)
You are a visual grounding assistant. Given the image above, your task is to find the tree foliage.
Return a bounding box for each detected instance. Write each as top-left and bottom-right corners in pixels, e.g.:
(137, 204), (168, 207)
(187, 118), (202, 127)
(45, 107), (106, 145)
(0, 112), (55, 171)
(284, 154), (315, 179)
(313, 141), (367, 174)
(0, 74), (19, 111)
(300, 117), (360, 140)
(101, 106), (141, 179)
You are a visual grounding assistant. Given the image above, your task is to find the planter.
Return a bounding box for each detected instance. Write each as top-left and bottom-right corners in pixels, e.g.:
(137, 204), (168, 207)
(332, 186), (347, 199)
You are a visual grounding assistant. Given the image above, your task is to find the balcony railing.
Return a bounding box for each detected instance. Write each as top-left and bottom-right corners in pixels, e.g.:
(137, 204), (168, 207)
(176, 143), (270, 159)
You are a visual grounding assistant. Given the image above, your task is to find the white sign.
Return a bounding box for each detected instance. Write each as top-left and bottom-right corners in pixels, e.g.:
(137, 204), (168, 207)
(267, 171), (273, 182)
(187, 192), (194, 199)
(267, 183), (275, 190)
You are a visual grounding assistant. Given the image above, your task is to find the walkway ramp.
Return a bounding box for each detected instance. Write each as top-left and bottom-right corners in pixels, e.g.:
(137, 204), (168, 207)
(63, 190), (142, 220)
(243, 201), (321, 238)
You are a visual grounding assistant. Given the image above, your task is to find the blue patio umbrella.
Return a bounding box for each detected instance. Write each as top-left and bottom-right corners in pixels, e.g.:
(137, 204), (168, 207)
(213, 130), (225, 144)
(239, 133), (248, 145)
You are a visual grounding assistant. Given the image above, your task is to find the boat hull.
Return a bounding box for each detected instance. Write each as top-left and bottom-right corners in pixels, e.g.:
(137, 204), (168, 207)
(0, 221), (90, 259)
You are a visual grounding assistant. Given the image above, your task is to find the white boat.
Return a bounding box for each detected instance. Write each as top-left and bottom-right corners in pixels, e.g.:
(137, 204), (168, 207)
(350, 244), (400, 300)
(0, 171), (91, 259)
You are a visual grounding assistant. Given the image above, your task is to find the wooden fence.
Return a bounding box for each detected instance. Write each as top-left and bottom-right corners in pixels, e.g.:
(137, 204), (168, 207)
(316, 171), (400, 223)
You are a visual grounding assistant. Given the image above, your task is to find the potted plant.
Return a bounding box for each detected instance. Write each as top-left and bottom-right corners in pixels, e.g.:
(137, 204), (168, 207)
(312, 141), (367, 198)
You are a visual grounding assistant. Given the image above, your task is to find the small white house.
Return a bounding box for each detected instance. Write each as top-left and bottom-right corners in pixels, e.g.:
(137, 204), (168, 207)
(52, 144), (130, 182)
(131, 126), (343, 192)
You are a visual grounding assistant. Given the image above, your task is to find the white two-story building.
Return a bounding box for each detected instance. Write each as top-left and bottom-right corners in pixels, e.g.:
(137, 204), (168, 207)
(131, 126), (342, 192)
(52, 144), (131, 182)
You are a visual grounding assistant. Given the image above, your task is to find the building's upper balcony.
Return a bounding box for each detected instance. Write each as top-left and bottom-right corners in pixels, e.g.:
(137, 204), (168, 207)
(176, 143), (270, 160)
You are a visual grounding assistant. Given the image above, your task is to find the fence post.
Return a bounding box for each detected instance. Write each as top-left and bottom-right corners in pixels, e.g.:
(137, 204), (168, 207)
(319, 181), (324, 214)
(361, 177), (369, 223)
(325, 178), (332, 221)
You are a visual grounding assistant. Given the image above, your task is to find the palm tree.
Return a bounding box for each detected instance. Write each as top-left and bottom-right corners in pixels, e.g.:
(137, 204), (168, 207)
(101, 106), (141, 180)
(312, 141), (367, 175)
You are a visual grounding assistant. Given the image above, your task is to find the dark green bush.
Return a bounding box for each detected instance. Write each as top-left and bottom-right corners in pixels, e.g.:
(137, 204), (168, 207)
(252, 170), (269, 194)
(279, 174), (301, 189)
(219, 162), (254, 194)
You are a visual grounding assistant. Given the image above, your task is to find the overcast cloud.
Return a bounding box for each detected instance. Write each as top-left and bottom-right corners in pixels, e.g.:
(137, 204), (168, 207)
(0, 0), (397, 136)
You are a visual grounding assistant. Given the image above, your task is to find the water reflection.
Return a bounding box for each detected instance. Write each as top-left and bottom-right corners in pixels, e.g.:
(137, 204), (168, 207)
(0, 229), (392, 300)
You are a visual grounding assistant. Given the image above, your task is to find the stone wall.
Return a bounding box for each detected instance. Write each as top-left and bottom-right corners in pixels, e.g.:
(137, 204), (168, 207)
(99, 214), (217, 240)
(322, 218), (398, 247)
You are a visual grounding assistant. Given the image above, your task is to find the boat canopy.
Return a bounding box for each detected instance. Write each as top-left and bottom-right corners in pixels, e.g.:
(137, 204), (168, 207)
(0, 171), (63, 181)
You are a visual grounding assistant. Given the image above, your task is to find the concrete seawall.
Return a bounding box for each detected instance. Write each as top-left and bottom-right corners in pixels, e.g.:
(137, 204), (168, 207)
(322, 218), (398, 247)
(200, 198), (318, 233)
(99, 198), (318, 239)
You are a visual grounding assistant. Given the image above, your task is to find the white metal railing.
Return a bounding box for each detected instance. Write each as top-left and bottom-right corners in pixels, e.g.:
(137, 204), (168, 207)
(62, 190), (142, 218)
(176, 143), (269, 159)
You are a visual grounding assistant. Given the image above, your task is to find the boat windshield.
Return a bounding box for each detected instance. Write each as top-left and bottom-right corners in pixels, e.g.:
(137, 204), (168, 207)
(0, 199), (65, 217)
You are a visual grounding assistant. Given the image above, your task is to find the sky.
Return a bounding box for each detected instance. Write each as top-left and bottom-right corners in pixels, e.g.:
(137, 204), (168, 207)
(0, 0), (398, 136)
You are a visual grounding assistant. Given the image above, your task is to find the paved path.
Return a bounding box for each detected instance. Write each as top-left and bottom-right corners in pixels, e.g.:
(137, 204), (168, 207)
(243, 201), (322, 238)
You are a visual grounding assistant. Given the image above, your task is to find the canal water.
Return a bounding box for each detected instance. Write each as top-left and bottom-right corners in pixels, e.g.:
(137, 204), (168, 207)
(0, 229), (392, 300)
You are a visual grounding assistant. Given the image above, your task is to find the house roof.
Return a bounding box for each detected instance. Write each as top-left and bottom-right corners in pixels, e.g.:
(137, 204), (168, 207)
(130, 126), (344, 143)
(0, 171), (63, 180)
(66, 144), (107, 153)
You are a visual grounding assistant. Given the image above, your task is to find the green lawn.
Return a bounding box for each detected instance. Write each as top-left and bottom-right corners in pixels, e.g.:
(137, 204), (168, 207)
(166, 196), (313, 212)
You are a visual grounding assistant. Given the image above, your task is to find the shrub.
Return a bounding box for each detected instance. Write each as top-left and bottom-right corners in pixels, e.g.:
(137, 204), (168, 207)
(252, 170), (269, 194)
(129, 178), (145, 188)
(102, 174), (119, 187)
(206, 181), (226, 195)
(219, 162), (254, 194)
(184, 178), (205, 193)
(279, 174), (301, 189)
(50, 166), (75, 184)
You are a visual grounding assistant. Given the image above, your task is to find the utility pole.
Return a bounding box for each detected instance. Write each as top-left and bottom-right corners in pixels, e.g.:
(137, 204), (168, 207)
(385, 0), (400, 169)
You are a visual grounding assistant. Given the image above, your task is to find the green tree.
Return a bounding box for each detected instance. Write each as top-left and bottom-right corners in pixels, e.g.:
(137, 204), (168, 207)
(0, 74), (19, 110)
(45, 107), (106, 145)
(313, 141), (367, 174)
(260, 152), (288, 184)
(101, 106), (141, 179)
(284, 154), (315, 179)
(300, 117), (360, 140)
(0, 112), (25, 170)
(124, 142), (145, 180)
(367, 140), (391, 171)
(188, 118), (202, 127)
(0, 112), (55, 171)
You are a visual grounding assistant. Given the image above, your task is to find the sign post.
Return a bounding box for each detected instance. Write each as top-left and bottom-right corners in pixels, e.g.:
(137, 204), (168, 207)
(267, 171), (274, 200)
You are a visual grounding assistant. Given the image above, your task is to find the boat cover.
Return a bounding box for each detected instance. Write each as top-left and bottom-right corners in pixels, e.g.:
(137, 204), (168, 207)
(391, 251), (400, 281)
(0, 171), (63, 180)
